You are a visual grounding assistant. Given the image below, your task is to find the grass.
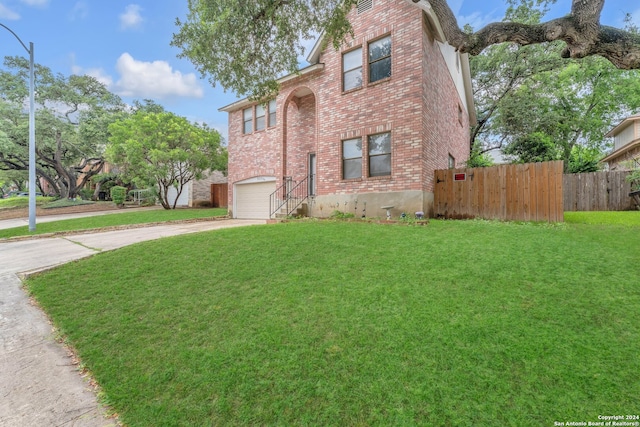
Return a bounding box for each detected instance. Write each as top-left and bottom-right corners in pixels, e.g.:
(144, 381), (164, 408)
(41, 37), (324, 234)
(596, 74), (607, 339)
(0, 195), (54, 209)
(0, 208), (228, 238)
(41, 198), (96, 208)
(565, 210), (640, 226)
(26, 215), (640, 426)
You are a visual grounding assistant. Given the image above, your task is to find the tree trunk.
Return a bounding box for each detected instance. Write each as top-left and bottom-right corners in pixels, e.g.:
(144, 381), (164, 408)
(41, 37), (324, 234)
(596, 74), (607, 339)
(407, 0), (640, 70)
(158, 181), (171, 210)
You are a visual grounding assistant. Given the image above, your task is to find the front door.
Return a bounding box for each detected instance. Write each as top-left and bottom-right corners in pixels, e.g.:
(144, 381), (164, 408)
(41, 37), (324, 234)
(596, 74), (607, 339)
(308, 153), (316, 196)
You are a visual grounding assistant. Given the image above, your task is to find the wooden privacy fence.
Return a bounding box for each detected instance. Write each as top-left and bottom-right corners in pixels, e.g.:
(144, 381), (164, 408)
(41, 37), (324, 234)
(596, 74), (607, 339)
(434, 160), (564, 222)
(211, 183), (228, 207)
(563, 171), (633, 211)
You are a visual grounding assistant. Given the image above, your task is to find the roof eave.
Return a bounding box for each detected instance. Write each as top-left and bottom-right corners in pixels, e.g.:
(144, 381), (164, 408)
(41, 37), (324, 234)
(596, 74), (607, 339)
(218, 63), (325, 113)
(605, 115), (640, 137)
(601, 138), (640, 163)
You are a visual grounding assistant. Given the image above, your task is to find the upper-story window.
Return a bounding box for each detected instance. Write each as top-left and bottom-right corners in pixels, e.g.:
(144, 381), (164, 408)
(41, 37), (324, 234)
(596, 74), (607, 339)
(343, 47), (363, 91)
(243, 107), (253, 134)
(255, 104), (266, 131)
(342, 137), (363, 179)
(268, 99), (277, 127)
(243, 101), (277, 135)
(368, 36), (391, 83)
(368, 132), (391, 177)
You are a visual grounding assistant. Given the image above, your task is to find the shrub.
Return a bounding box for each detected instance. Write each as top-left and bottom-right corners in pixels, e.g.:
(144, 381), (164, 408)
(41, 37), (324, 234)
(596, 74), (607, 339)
(110, 186), (127, 207)
(78, 188), (94, 200)
(626, 169), (640, 191)
(330, 210), (355, 219)
(193, 199), (212, 208)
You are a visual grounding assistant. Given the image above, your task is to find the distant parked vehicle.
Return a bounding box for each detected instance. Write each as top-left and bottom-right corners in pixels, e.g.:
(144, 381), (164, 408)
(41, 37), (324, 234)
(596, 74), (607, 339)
(19, 192), (43, 197)
(3, 190), (21, 198)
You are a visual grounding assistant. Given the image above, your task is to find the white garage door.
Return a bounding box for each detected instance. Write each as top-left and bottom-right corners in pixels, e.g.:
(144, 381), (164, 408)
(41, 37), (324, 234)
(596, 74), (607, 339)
(235, 180), (276, 219)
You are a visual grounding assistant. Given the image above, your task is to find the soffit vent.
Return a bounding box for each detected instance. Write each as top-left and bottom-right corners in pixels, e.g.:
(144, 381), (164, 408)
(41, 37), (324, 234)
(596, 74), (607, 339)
(357, 0), (373, 14)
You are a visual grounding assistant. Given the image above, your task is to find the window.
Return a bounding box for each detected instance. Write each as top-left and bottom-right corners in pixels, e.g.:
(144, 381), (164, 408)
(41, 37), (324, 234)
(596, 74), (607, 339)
(343, 48), (362, 91)
(243, 107), (253, 134)
(458, 104), (463, 125)
(268, 99), (277, 127)
(368, 36), (391, 83)
(368, 132), (391, 177)
(342, 138), (362, 179)
(255, 104), (265, 131)
(448, 154), (455, 169)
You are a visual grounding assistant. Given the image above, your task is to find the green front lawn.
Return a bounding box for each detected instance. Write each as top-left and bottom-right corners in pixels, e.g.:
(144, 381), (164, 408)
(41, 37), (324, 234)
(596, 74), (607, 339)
(0, 195), (54, 209)
(0, 208), (228, 239)
(564, 210), (640, 226)
(26, 217), (640, 426)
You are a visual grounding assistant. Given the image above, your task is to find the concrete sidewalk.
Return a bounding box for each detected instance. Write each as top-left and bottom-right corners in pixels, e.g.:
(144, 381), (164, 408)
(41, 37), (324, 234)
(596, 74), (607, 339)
(0, 207), (159, 230)
(0, 218), (266, 426)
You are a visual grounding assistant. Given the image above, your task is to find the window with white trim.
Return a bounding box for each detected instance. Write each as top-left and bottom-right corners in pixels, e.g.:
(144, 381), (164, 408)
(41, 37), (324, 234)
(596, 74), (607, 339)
(268, 99), (277, 127)
(343, 47), (363, 91)
(243, 107), (253, 134)
(342, 137), (363, 179)
(255, 104), (266, 131)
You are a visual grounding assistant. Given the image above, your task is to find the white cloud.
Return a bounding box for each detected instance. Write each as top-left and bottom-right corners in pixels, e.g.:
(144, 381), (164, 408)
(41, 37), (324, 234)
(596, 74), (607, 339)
(69, 1), (88, 21)
(113, 53), (204, 99)
(71, 64), (114, 87)
(457, 10), (501, 32)
(447, 0), (463, 16)
(20, 0), (49, 6)
(0, 4), (20, 19)
(119, 4), (143, 30)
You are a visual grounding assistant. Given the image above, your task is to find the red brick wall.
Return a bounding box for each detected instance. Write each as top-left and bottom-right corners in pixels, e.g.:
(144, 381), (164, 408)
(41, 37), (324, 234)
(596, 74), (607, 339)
(226, 0), (471, 211)
(420, 17), (471, 192)
(314, 0), (425, 197)
(285, 93), (316, 182)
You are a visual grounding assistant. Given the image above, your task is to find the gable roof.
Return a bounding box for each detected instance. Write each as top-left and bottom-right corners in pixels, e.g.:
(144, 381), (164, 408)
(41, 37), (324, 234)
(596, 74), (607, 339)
(219, 0), (475, 125)
(306, 0), (446, 65)
(605, 114), (640, 138)
(218, 64), (324, 113)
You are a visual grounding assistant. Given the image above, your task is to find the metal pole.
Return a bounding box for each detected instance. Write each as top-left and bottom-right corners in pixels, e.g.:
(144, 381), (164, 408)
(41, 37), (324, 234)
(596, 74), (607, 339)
(0, 23), (36, 231)
(28, 42), (36, 232)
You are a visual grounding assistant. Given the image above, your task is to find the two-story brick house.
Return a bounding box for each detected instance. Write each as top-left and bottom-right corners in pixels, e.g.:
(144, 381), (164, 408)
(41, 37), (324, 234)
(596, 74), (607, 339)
(220, 0), (475, 219)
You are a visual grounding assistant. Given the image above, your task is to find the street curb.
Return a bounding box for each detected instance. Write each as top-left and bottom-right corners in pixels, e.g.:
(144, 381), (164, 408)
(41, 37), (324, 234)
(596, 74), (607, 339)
(0, 216), (230, 243)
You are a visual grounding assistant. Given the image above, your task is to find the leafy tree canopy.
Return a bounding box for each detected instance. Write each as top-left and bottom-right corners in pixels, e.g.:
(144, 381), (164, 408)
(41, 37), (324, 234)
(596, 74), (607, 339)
(469, 1), (640, 171)
(0, 56), (126, 198)
(106, 111), (227, 209)
(172, 0), (640, 99)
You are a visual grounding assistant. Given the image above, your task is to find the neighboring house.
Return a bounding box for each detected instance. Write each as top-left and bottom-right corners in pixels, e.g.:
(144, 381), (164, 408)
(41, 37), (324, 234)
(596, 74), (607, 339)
(602, 114), (640, 170)
(220, 0), (476, 219)
(166, 170), (228, 207)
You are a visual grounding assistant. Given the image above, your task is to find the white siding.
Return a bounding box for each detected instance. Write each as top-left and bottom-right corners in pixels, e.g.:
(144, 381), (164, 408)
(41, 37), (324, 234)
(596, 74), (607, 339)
(167, 182), (191, 207)
(437, 42), (467, 113)
(234, 179), (276, 219)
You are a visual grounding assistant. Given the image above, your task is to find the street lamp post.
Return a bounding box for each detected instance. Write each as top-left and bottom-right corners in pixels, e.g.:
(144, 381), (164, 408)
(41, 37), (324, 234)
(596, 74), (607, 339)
(0, 23), (36, 231)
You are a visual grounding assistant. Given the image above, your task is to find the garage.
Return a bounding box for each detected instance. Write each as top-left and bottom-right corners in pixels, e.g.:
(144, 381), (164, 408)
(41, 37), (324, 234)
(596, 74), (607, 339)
(234, 177), (276, 219)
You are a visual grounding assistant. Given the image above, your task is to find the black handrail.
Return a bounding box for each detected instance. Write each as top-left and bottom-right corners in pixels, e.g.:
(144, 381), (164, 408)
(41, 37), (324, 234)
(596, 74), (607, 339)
(269, 180), (289, 218)
(269, 176), (308, 218)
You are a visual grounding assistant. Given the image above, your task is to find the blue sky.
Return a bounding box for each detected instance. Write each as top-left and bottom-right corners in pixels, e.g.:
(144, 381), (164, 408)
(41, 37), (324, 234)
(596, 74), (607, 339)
(0, 0), (638, 142)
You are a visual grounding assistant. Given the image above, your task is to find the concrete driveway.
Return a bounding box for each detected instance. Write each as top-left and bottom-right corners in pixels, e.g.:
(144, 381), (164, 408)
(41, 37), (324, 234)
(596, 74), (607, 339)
(0, 218), (265, 426)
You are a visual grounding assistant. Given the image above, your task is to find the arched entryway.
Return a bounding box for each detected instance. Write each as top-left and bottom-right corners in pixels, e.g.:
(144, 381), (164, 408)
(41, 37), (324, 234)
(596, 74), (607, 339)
(282, 87), (317, 196)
